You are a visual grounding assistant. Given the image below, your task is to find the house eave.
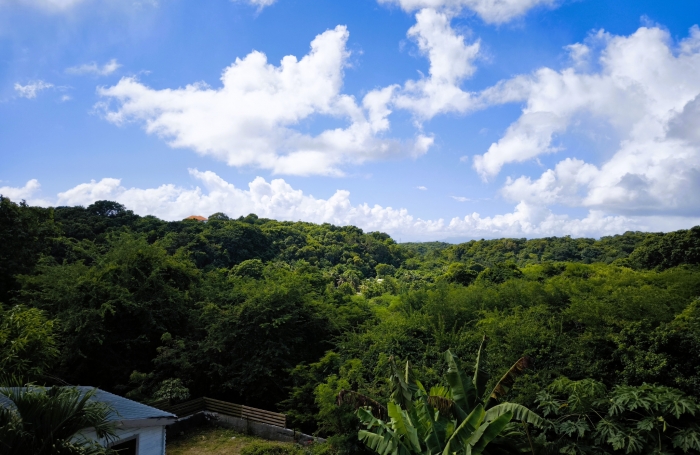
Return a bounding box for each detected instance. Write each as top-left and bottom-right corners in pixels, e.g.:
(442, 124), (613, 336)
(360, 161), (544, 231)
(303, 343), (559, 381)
(114, 417), (178, 428)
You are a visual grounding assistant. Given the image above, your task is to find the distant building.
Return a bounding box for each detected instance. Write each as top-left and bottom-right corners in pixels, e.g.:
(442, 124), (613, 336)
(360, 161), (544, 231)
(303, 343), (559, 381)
(185, 215), (208, 221)
(1, 387), (177, 455)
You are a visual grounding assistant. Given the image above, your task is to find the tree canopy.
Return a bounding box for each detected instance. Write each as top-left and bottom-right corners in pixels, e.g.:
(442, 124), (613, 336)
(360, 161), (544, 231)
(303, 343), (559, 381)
(2, 195), (700, 454)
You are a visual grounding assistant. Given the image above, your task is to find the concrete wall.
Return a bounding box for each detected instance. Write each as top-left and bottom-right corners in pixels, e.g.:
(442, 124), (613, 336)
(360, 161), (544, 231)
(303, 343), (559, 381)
(214, 413), (325, 444)
(81, 425), (166, 455)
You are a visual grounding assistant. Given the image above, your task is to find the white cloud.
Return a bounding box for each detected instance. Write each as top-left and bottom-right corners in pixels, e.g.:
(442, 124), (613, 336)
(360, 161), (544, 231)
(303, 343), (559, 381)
(483, 25), (700, 218)
(378, 0), (556, 24)
(66, 59), (121, 76)
(474, 26), (700, 179)
(417, 186), (428, 190)
(0, 179), (41, 200)
(452, 196), (469, 202)
(14, 81), (53, 99)
(98, 26), (432, 176)
(393, 8), (481, 119)
(4, 170), (698, 241)
(232, 0), (276, 8)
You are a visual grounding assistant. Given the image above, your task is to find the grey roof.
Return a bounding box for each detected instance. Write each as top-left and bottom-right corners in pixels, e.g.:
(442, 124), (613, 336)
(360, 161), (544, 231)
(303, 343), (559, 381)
(0, 386), (176, 424)
(76, 387), (176, 422)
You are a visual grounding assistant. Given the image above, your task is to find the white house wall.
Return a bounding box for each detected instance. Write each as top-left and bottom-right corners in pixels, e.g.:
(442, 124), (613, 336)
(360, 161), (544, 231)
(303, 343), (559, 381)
(80, 425), (166, 455)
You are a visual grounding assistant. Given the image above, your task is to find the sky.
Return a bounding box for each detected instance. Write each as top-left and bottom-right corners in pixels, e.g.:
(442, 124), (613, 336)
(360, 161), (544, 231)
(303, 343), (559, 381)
(1, 0), (700, 241)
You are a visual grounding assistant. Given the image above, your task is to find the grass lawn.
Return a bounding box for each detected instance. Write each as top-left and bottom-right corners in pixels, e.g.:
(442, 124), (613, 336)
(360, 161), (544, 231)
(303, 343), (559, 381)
(167, 426), (296, 455)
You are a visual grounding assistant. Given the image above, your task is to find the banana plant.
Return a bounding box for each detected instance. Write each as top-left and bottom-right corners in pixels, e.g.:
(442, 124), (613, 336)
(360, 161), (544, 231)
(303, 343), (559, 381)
(352, 337), (544, 455)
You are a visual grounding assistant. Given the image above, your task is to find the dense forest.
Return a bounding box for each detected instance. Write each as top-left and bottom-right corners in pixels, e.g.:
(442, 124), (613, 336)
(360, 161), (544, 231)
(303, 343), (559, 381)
(2, 196), (700, 454)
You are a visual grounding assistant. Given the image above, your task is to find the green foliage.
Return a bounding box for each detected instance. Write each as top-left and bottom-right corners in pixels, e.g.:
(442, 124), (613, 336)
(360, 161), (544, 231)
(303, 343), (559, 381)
(234, 259), (266, 279)
(355, 349), (542, 455)
(376, 264), (398, 278)
(3, 199), (700, 455)
(614, 299), (700, 396)
(152, 378), (190, 403)
(477, 263), (523, 285)
(627, 226), (700, 270)
(536, 378), (700, 454)
(0, 386), (116, 455)
(0, 305), (58, 380)
(0, 197), (58, 303)
(443, 263), (478, 286)
(16, 233), (199, 389)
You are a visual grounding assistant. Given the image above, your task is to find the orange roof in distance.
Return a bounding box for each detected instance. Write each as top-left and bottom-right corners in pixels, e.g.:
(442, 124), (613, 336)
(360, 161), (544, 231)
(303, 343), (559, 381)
(185, 215), (208, 221)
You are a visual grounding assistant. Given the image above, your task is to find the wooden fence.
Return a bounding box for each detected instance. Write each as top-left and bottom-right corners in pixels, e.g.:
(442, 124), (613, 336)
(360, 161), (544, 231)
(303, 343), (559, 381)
(155, 397), (286, 428)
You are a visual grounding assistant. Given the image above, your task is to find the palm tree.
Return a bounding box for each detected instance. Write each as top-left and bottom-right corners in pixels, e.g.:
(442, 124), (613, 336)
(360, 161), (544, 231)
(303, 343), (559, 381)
(0, 385), (117, 455)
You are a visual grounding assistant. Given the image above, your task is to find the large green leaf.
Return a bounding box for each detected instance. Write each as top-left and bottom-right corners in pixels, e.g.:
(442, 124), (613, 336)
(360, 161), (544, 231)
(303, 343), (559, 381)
(442, 404), (485, 455)
(359, 407), (415, 455)
(388, 402), (422, 453)
(485, 356), (532, 409)
(484, 403), (544, 428)
(359, 429), (412, 455)
(444, 350), (477, 415)
(358, 407), (386, 432)
(472, 336), (490, 402)
(470, 411), (513, 454)
(390, 357), (419, 411)
(415, 395), (444, 455)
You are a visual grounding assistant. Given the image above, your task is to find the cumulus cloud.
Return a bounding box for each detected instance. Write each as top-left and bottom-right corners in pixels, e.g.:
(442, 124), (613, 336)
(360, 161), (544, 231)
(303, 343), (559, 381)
(417, 186), (428, 190)
(232, 0), (276, 8)
(378, 0), (555, 24)
(483, 25), (700, 218)
(0, 179), (42, 200)
(14, 81), (53, 99)
(66, 59), (121, 76)
(5, 170), (698, 241)
(393, 8), (481, 119)
(98, 26), (432, 176)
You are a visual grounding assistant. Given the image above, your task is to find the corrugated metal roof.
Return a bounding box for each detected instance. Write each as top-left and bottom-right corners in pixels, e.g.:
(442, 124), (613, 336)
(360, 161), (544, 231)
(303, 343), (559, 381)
(0, 387), (176, 422)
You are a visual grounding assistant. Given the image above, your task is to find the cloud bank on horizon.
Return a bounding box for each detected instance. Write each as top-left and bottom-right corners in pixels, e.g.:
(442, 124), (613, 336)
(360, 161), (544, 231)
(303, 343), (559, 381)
(6, 170), (686, 241)
(3, 0), (700, 241)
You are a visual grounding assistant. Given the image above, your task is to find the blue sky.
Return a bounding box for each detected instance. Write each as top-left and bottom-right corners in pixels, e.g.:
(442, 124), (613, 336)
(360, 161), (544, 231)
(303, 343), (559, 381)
(1, 0), (700, 241)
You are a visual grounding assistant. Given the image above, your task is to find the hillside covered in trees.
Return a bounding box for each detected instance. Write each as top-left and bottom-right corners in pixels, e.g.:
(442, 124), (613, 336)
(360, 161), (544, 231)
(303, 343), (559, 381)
(2, 196), (700, 454)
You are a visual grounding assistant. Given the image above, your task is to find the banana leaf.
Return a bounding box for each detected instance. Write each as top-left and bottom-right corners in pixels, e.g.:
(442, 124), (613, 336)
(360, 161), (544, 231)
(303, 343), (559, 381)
(390, 357), (419, 411)
(442, 404), (485, 455)
(470, 411), (513, 454)
(359, 429), (413, 455)
(427, 396), (453, 416)
(484, 403), (544, 428)
(338, 389), (388, 420)
(444, 350), (477, 416)
(473, 336), (490, 402)
(388, 402), (422, 453)
(415, 394), (444, 455)
(485, 356), (532, 409)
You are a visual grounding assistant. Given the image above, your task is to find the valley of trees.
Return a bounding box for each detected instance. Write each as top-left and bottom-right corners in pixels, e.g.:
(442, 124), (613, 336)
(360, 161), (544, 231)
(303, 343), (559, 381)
(2, 196), (700, 454)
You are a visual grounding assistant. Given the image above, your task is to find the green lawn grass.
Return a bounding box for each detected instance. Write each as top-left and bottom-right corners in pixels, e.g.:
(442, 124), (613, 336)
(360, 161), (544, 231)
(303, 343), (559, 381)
(166, 426), (296, 455)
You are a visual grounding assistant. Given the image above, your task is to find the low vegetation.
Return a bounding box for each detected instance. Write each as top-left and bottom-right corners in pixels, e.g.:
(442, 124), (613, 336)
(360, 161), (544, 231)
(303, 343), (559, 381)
(167, 427), (327, 455)
(2, 196), (700, 454)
